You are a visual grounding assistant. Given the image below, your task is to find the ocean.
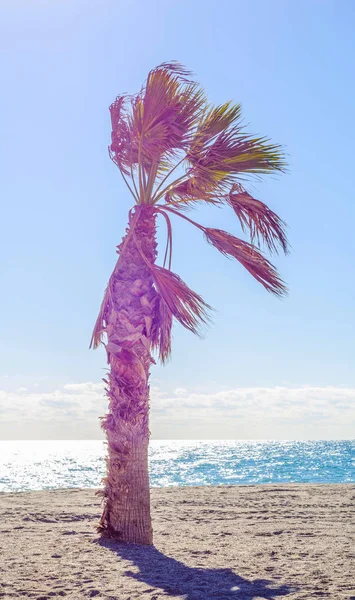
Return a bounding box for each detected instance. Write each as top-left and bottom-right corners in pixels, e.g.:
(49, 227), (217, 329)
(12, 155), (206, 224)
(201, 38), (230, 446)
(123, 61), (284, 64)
(0, 439), (354, 493)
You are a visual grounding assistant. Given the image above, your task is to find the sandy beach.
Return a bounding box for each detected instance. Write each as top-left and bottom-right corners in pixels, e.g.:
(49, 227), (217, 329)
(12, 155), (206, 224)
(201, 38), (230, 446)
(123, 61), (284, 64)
(0, 484), (354, 599)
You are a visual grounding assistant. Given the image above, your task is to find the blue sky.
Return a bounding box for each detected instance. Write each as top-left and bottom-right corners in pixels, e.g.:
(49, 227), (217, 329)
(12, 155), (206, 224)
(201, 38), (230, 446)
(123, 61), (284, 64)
(1, 0), (354, 439)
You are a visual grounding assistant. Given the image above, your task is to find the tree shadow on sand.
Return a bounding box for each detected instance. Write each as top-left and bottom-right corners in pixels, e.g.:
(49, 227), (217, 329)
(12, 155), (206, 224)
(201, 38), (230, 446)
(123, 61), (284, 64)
(98, 539), (296, 599)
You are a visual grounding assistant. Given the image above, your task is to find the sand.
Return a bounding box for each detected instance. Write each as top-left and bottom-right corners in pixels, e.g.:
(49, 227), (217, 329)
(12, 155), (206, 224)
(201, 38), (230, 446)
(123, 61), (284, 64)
(0, 484), (354, 599)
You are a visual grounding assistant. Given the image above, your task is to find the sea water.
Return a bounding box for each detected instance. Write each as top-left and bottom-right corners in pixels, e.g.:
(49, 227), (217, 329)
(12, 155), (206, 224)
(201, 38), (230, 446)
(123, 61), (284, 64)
(0, 439), (354, 493)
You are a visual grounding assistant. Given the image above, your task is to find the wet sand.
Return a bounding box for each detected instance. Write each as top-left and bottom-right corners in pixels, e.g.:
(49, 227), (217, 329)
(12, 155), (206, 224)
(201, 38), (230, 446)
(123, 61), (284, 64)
(0, 484), (354, 599)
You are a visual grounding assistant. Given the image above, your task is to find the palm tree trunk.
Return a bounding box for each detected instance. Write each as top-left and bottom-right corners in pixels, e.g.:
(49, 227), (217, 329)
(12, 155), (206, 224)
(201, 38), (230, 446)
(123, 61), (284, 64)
(97, 205), (157, 545)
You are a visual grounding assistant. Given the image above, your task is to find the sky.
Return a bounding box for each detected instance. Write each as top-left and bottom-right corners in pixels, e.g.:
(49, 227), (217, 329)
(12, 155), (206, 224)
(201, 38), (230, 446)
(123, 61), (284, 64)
(1, 0), (354, 440)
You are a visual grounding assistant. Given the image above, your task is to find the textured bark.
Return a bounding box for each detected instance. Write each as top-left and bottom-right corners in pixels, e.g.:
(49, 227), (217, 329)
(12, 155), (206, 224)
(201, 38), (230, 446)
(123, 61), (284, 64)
(97, 205), (158, 545)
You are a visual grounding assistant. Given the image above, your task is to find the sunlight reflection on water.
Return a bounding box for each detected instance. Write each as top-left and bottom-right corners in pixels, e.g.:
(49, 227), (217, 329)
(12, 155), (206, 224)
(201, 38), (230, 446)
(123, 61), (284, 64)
(0, 439), (354, 492)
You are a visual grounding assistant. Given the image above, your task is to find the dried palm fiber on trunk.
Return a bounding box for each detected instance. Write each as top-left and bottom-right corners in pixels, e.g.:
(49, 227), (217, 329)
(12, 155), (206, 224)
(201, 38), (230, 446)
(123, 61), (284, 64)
(95, 205), (158, 544)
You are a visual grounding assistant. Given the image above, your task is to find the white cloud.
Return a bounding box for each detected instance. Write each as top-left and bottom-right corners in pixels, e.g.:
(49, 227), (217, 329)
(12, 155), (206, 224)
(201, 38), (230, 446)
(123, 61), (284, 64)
(150, 386), (355, 439)
(0, 383), (354, 440)
(0, 382), (107, 425)
(174, 388), (188, 396)
(152, 385), (355, 419)
(63, 382), (104, 393)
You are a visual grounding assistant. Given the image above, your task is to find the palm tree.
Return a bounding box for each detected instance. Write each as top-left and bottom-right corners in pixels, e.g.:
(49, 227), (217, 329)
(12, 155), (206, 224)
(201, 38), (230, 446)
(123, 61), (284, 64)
(91, 62), (288, 545)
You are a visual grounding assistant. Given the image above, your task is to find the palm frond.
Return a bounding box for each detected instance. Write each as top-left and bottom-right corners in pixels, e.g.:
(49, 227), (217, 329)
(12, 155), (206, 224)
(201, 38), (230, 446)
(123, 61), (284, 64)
(154, 61), (195, 82)
(155, 102), (242, 204)
(227, 183), (289, 255)
(164, 178), (221, 210)
(190, 101), (243, 151)
(109, 94), (136, 177)
(155, 101), (286, 209)
(204, 228), (287, 297)
(151, 294), (173, 363)
(157, 209), (173, 269)
(109, 62), (207, 203)
(188, 98), (286, 182)
(90, 285), (111, 349)
(149, 264), (211, 335)
(187, 127), (286, 194)
(134, 72), (206, 162)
